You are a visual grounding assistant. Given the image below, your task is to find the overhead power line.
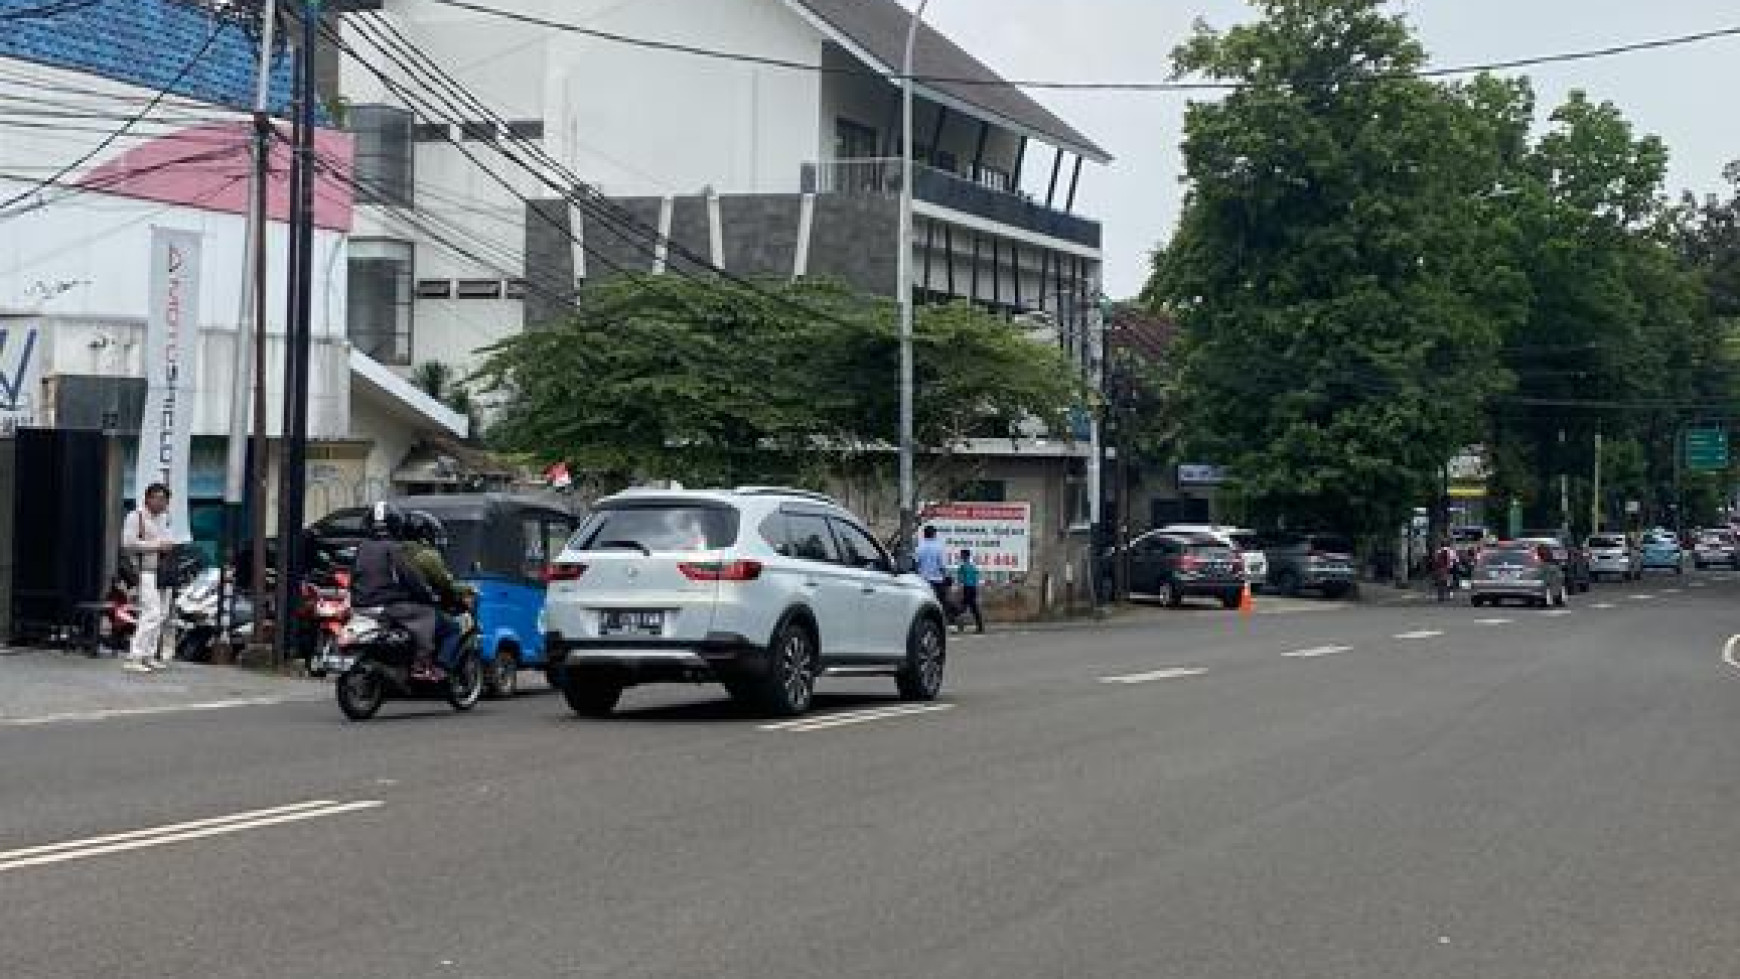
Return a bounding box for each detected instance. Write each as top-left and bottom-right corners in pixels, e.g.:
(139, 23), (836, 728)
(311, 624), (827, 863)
(420, 0), (1740, 93)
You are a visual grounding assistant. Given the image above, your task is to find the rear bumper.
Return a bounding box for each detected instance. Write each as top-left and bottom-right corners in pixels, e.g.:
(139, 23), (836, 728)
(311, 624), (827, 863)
(1175, 577), (1243, 596)
(545, 632), (768, 683)
(1471, 580), (1547, 599)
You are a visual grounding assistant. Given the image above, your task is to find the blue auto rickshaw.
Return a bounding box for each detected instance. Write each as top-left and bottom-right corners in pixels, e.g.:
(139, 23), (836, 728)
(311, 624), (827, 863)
(307, 494), (583, 697)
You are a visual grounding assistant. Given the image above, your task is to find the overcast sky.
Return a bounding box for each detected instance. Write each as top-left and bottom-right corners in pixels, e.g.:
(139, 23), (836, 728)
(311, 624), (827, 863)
(906, 0), (1740, 298)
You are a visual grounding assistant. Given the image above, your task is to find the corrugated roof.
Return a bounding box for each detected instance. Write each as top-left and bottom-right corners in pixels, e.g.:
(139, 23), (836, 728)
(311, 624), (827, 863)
(787, 0), (1110, 164)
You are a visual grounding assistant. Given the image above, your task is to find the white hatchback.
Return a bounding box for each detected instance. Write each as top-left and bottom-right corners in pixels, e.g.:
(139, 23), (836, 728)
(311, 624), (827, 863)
(542, 488), (948, 717)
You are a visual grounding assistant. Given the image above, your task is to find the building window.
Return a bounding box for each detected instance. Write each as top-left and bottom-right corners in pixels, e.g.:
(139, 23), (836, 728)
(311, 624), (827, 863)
(348, 239), (413, 365)
(456, 279), (504, 299)
(349, 104), (414, 206)
(835, 118), (878, 160)
(976, 165), (1011, 194)
(459, 121), (498, 142)
(503, 279), (529, 299)
(954, 480), (1008, 503)
(415, 279), (453, 299)
(506, 121), (544, 141)
(413, 122), (451, 143)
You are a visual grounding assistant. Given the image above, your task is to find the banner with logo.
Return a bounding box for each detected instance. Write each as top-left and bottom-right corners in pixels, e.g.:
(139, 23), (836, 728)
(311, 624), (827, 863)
(134, 228), (200, 541)
(0, 322), (42, 435)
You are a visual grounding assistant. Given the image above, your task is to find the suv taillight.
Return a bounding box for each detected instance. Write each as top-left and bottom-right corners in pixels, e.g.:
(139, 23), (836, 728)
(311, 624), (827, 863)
(680, 560), (764, 582)
(545, 563), (587, 583)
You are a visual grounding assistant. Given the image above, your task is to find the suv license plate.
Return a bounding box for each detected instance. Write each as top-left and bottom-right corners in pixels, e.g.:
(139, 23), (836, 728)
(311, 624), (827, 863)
(601, 611), (665, 637)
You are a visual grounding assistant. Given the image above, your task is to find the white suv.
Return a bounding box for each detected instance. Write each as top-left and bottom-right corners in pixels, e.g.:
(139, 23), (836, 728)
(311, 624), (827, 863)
(542, 488), (948, 717)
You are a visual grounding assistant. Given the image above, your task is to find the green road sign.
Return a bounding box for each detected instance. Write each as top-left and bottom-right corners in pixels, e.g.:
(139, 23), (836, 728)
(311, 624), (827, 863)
(1685, 427), (1729, 472)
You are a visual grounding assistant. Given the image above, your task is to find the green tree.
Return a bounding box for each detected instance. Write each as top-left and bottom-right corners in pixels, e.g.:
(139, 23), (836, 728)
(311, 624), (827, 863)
(473, 276), (1080, 487)
(411, 360), (484, 443)
(1147, 0), (1527, 538)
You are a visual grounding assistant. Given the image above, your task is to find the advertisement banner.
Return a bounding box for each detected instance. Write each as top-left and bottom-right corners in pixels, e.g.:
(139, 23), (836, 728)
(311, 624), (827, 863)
(0, 322), (42, 435)
(134, 227), (199, 541)
(919, 502), (1032, 573)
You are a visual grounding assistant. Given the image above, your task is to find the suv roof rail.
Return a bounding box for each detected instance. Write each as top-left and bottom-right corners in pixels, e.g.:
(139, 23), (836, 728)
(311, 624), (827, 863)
(733, 485), (841, 506)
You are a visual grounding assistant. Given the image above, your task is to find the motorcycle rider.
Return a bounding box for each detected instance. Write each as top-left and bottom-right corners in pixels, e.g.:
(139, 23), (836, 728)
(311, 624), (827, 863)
(349, 502), (443, 681)
(401, 510), (473, 672)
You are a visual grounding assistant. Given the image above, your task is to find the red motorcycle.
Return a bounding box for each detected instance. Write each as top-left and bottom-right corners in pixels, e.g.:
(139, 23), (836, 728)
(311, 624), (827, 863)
(305, 570), (352, 677)
(102, 580), (138, 653)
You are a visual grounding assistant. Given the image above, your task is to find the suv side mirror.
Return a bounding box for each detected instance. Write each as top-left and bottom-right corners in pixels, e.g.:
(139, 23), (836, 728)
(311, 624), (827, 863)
(893, 554), (917, 575)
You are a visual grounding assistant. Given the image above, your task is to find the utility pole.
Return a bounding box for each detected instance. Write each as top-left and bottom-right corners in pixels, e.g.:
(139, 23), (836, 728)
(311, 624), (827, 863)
(896, 0), (931, 555)
(224, 0), (278, 667)
(273, 0), (320, 668)
(1557, 428), (1570, 538)
(1591, 428), (1603, 533)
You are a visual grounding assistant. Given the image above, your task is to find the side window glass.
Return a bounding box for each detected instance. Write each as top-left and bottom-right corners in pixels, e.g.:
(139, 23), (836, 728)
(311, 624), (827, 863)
(786, 514), (841, 564)
(760, 512), (795, 557)
(831, 519), (890, 572)
(522, 518), (548, 581)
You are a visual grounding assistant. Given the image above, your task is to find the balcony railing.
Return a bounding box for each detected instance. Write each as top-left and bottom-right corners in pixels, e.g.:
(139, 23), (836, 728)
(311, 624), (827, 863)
(803, 158), (1102, 250)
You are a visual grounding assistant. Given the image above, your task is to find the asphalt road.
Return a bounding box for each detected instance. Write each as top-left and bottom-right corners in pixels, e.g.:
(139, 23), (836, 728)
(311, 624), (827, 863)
(4, 572), (1740, 978)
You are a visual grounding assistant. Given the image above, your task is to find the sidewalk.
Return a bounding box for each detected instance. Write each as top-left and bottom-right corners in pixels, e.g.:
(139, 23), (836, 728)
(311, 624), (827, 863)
(0, 647), (326, 724)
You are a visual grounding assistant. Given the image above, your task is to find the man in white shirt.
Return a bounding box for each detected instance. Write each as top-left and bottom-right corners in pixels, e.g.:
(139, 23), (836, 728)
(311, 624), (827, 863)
(913, 525), (951, 611)
(120, 483), (176, 672)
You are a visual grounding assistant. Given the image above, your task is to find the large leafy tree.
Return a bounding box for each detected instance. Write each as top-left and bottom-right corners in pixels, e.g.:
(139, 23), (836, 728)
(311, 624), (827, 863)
(1147, 0), (1527, 537)
(473, 276), (1080, 488)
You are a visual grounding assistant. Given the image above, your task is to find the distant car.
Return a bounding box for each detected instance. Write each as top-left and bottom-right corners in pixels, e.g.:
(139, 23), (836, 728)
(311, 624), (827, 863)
(1263, 532), (1358, 599)
(1693, 528), (1740, 569)
(1640, 533), (1686, 575)
(1584, 533), (1640, 581)
(1470, 544), (1568, 608)
(1126, 532), (1246, 609)
(1519, 531), (1592, 594)
(1157, 524), (1267, 586)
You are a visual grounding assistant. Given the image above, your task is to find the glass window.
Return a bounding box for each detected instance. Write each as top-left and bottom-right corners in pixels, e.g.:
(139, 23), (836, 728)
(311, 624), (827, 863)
(835, 118), (878, 160)
(571, 505), (739, 553)
(348, 238), (413, 365)
(349, 104), (414, 206)
(831, 518), (889, 572)
(785, 513), (840, 563)
(760, 512), (793, 557)
(456, 279), (504, 299)
(506, 120), (545, 140)
(522, 518), (549, 580)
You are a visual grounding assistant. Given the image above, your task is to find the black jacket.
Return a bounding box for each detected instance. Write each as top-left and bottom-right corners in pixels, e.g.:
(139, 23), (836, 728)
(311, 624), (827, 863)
(350, 539), (436, 609)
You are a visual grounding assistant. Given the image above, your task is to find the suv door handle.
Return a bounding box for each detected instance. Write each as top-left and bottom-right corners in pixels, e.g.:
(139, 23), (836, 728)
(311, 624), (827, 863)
(802, 579), (820, 589)
(861, 586), (878, 594)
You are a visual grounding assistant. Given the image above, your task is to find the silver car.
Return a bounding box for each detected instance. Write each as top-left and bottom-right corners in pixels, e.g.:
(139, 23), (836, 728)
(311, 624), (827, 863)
(1585, 533), (1639, 581)
(1693, 529), (1740, 570)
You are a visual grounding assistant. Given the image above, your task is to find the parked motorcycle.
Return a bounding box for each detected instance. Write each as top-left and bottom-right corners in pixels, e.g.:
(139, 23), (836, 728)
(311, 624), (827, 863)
(333, 606), (483, 721)
(102, 580), (137, 653)
(305, 571), (353, 678)
(171, 569), (254, 662)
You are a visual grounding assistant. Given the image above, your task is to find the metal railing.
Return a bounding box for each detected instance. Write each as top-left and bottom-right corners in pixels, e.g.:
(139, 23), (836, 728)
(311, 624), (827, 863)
(803, 158), (1102, 249)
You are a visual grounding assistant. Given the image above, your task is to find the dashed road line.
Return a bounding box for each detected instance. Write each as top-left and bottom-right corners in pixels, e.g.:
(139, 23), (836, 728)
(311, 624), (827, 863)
(1723, 635), (1740, 674)
(1098, 667), (1210, 686)
(1541, 609), (1574, 618)
(1628, 594), (1656, 601)
(0, 696), (303, 727)
(0, 800), (383, 873)
(1283, 645), (1354, 659)
(1474, 618), (1513, 626)
(759, 704), (955, 733)
(1590, 602), (1617, 610)
(1394, 630), (1445, 641)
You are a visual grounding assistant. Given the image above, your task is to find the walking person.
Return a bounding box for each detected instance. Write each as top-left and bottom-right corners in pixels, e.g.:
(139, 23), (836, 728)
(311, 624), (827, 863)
(913, 525), (953, 616)
(955, 549), (985, 634)
(120, 483), (176, 672)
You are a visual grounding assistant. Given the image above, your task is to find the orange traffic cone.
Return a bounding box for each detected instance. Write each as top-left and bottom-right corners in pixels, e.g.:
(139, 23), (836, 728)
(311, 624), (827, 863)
(1238, 581), (1255, 616)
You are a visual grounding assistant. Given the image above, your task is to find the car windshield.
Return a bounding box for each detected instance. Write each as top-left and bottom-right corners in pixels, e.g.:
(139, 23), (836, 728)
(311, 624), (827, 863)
(1699, 531), (1732, 543)
(1310, 536), (1355, 556)
(1186, 543), (1235, 558)
(1587, 535), (1625, 548)
(570, 505), (739, 553)
(1481, 551), (1536, 568)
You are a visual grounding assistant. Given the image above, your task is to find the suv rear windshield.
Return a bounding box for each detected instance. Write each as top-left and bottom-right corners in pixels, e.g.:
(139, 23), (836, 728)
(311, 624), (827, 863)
(1308, 536), (1355, 556)
(570, 505), (739, 554)
(1481, 551), (1537, 567)
(1587, 535), (1625, 548)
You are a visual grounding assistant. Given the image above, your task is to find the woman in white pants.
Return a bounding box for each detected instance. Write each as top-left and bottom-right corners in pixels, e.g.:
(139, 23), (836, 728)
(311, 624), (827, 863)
(121, 483), (175, 672)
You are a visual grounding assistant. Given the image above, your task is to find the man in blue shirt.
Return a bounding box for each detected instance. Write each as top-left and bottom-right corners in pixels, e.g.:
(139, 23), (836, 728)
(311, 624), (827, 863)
(913, 526), (951, 611)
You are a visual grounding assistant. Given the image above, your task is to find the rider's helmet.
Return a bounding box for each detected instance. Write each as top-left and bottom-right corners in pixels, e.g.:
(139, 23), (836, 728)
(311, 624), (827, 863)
(365, 500), (406, 540)
(403, 510), (448, 551)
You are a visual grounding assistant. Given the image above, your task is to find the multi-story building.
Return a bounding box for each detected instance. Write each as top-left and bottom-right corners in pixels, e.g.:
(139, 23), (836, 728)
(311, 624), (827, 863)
(337, 0), (1113, 615)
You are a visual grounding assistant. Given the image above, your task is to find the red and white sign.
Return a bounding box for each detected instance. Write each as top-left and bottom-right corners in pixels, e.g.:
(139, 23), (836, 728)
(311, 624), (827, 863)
(919, 502), (1032, 573)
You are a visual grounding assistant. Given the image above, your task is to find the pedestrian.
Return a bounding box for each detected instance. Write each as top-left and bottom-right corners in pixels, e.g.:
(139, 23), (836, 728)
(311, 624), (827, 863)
(120, 483), (176, 672)
(914, 525), (953, 614)
(955, 548), (985, 634)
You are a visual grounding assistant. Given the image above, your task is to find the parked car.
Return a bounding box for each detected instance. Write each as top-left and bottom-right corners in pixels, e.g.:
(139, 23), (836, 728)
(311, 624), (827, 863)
(1470, 543), (1568, 608)
(1263, 532), (1358, 599)
(1584, 532), (1640, 582)
(1639, 532), (1687, 575)
(1451, 526), (1493, 567)
(1126, 532), (1246, 609)
(307, 493), (583, 697)
(1519, 531), (1592, 594)
(541, 487), (947, 717)
(1692, 528), (1740, 569)
(1157, 524), (1267, 586)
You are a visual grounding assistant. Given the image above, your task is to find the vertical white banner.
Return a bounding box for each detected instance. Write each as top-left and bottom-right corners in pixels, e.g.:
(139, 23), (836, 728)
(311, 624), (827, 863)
(135, 227), (201, 542)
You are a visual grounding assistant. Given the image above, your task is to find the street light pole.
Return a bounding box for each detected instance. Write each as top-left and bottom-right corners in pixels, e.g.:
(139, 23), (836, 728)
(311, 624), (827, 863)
(896, 0), (931, 553)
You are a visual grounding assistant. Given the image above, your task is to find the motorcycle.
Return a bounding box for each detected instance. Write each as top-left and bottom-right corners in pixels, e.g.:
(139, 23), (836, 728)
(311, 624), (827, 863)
(102, 580), (137, 653)
(304, 571), (353, 678)
(171, 569), (255, 662)
(333, 604), (483, 721)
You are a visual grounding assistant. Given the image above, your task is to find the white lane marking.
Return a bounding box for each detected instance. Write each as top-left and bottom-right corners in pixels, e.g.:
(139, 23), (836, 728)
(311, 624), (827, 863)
(1283, 645), (1354, 659)
(759, 703), (954, 732)
(1394, 630), (1445, 641)
(1691, 582), (1709, 589)
(1723, 635), (1740, 673)
(1628, 594), (1655, 601)
(1590, 602), (1617, 610)
(0, 696), (298, 727)
(1541, 610), (1574, 618)
(1098, 667), (1210, 685)
(1474, 618), (1513, 626)
(0, 800), (383, 873)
